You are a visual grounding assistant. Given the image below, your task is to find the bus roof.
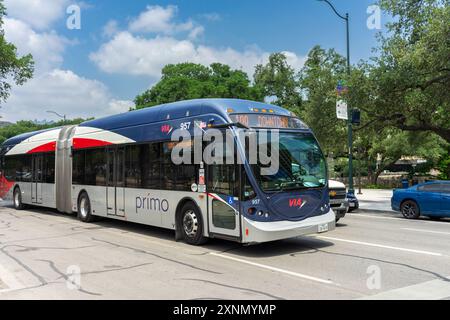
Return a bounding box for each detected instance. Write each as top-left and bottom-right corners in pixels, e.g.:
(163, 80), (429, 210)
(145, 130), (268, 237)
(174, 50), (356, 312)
(1, 99), (298, 149)
(80, 99), (291, 131)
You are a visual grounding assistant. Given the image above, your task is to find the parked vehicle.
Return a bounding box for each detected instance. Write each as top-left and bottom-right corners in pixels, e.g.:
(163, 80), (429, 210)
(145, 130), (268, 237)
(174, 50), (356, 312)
(346, 192), (359, 212)
(391, 181), (450, 219)
(328, 180), (349, 222)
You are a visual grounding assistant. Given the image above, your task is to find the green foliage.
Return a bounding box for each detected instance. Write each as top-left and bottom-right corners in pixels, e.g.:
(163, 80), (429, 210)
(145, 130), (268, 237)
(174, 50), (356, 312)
(0, 119), (86, 144)
(298, 46), (348, 155)
(368, 0), (450, 142)
(0, 0), (34, 103)
(253, 53), (302, 113)
(437, 152), (450, 180)
(134, 63), (263, 109)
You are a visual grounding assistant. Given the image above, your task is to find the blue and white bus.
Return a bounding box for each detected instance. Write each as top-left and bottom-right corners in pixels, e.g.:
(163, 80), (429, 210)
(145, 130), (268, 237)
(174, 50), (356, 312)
(0, 99), (335, 245)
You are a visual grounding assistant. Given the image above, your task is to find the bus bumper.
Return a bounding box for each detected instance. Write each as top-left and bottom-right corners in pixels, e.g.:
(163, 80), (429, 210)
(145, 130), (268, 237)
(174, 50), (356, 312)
(241, 209), (336, 244)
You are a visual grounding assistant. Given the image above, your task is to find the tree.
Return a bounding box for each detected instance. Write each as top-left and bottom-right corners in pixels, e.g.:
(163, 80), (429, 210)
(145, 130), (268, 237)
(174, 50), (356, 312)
(253, 53), (302, 113)
(367, 0), (450, 143)
(298, 46), (348, 155)
(134, 63), (263, 109)
(0, 0), (34, 103)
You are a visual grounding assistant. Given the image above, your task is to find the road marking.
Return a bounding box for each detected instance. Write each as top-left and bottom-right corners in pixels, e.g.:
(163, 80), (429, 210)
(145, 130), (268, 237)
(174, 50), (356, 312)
(401, 228), (450, 236)
(350, 214), (403, 221)
(317, 236), (443, 257)
(350, 214), (450, 225)
(210, 252), (335, 285)
(0, 263), (24, 292)
(359, 277), (450, 300)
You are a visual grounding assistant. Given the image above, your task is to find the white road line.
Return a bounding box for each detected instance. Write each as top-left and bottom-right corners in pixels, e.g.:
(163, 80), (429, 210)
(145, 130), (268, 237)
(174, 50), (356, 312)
(210, 252), (335, 285)
(359, 277), (450, 300)
(317, 236), (443, 257)
(349, 214), (404, 221)
(401, 228), (450, 236)
(0, 263), (24, 292)
(350, 214), (449, 225)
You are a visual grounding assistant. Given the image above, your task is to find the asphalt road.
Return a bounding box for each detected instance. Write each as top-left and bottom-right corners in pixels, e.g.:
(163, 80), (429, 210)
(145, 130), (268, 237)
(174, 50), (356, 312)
(0, 202), (449, 300)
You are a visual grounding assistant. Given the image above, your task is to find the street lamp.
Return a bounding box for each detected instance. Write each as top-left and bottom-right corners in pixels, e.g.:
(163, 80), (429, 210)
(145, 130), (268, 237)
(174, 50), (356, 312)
(46, 110), (67, 123)
(317, 0), (355, 195)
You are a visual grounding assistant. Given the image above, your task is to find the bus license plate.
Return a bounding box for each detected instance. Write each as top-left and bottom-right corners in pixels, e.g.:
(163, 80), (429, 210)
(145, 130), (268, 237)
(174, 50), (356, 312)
(318, 224), (329, 233)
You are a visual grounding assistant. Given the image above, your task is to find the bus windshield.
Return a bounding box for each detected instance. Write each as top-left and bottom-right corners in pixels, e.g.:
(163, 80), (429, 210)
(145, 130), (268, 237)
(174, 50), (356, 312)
(250, 131), (327, 192)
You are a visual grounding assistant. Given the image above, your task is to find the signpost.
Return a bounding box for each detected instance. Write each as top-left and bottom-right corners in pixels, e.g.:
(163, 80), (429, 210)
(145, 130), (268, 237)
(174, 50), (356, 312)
(336, 100), (348, 120)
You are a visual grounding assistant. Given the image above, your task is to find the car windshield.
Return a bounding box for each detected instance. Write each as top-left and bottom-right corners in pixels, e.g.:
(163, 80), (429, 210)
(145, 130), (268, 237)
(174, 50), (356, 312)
(248, 131), (327, 192)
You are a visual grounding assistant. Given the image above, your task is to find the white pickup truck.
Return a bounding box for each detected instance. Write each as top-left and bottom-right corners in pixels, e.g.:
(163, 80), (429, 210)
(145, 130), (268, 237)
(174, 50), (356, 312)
(328, 180), (349, 222)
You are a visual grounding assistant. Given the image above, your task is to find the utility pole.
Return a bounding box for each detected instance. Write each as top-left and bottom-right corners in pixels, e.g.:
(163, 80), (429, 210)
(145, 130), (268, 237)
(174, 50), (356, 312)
(46, 110), (67, 123)
(317, 0), (354, 195)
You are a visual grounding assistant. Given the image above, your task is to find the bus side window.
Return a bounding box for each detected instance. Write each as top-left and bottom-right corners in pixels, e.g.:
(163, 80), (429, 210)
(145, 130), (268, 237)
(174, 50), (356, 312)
(242, 170), (256, 201)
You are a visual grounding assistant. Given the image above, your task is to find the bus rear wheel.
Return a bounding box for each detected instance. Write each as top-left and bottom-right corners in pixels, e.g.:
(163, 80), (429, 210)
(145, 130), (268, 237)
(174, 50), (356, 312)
(78, 192), (95, 223)
(13, 187), (25, 210)
(180, 202), (207, 246)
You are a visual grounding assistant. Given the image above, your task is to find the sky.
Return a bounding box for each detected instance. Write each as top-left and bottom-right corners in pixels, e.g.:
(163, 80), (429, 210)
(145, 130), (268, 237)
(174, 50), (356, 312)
(1, 0), (388, 123)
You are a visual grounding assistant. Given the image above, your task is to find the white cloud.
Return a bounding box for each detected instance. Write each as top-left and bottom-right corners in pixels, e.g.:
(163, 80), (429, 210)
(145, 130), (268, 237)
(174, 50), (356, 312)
(3, 18), (68, 73)
(128, 5), (202, 38)
(200, 13), (221, 22)
(90, 32), (305, 79)
(102, 20), (119, 38)
(188, 26), (204, 40)
(2, 69), (133, 122)
(4, 0), (69, 30)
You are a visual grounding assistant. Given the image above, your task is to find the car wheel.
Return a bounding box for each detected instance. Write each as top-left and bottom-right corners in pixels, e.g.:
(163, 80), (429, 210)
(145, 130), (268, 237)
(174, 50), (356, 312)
(13, 187), (25, 210)
(401, 200), (420, 219)
(180, 202), (207, 246)
(77, 192), (95, 223)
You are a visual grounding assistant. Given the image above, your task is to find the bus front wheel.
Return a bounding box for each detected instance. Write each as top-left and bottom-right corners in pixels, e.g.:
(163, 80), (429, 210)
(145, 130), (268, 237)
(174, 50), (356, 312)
(78, 192), (95, 223)
(180, 202), (207, 246)
(13, 187), (25, 210)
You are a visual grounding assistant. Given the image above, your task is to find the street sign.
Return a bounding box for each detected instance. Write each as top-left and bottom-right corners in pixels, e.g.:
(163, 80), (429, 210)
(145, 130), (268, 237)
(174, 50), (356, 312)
(336, 80), (348, 96)
(336, 100), (348, 120)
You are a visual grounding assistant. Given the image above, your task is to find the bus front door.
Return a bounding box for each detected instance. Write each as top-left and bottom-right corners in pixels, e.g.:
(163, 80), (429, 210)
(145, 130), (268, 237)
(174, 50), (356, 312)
(106, 147), (125, 217)
(206, 163), (241, 240)
(31, 154), (43, 204)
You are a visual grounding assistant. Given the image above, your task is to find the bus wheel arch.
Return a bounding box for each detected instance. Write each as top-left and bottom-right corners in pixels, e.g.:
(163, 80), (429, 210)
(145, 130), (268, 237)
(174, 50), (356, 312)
(175, 198), (207, 245)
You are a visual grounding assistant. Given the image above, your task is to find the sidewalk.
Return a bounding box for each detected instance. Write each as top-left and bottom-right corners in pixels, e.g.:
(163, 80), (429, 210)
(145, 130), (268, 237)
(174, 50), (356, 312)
(354, 189), (395, 213)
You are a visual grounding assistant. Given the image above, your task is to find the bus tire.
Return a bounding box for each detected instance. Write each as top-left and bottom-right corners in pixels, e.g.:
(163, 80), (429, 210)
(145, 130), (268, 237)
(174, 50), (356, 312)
(78, 192), (95, 223)
(180, 202), (207, 246)
(13, 187), (25, 210)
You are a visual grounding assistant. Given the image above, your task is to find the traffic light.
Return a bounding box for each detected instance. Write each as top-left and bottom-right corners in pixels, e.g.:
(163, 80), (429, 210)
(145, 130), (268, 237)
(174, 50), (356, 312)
(351, 109), (361, 125)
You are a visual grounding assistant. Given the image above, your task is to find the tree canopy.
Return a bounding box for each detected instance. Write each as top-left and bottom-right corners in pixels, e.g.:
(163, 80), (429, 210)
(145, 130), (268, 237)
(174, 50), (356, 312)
(254, 53), (302, 114)
(0, 0), (34, 104)
(134, 63), (263, 109)
(366, 0), (450, 143)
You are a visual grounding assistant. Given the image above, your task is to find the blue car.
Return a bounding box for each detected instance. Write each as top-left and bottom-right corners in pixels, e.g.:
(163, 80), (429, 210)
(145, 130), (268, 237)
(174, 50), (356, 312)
(391, 181), (450, 219)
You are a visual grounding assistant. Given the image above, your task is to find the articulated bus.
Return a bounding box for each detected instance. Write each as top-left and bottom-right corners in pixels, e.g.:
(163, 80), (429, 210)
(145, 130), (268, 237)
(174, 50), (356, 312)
(0, 99), (335, 245)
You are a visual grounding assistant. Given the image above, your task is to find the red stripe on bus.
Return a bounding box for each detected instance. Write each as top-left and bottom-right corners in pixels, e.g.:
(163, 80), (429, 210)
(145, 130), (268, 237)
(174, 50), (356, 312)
(72, 138), (113, 149)
(27, 142), (56, 154)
